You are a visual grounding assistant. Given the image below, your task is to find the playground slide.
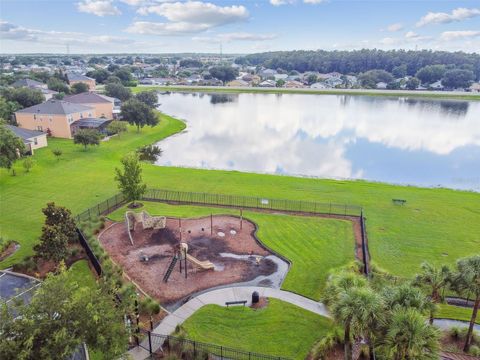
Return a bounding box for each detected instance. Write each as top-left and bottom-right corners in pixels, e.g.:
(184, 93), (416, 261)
(186, 254), (215, 270)
(125, 212), (135, 246)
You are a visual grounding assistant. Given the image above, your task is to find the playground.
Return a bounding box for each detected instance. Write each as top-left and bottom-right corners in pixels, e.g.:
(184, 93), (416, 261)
(98, 212), (288, 308)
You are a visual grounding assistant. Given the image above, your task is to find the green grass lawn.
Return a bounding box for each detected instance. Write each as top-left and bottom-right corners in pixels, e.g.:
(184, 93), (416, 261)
(109, 202), (355, 300)
(1, 110), (479, 283)
(180, 298), (333, 359)
(131, 85), (480, 101)
(437, 304), (479, 324)
(67, 259), (97, 289)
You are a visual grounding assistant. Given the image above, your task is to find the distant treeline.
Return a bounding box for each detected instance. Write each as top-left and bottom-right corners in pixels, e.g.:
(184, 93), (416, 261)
(235, 50), (480, 79)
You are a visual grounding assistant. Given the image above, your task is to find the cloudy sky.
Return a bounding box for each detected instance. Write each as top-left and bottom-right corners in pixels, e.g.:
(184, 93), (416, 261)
(1, 0), (479, 54)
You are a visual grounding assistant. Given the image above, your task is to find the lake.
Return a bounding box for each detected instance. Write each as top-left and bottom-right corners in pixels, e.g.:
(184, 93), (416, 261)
(155, 92), (480, 191)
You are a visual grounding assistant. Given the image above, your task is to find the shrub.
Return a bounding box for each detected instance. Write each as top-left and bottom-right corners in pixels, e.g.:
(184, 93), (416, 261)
(470, 345), (480, 357)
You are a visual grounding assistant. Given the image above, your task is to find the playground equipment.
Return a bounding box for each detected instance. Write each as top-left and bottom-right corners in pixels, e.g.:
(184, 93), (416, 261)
(125, 211), (166, 246)
(163, 242), (214, 282)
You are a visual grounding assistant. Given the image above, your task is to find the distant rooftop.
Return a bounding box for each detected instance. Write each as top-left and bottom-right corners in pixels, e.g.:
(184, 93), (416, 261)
(16, 99), (93, 115)
(64, 92), (114, 104)
(11, 78), (45, 88)
(6, 125), (45, 141)
(67, 73), (95, 82)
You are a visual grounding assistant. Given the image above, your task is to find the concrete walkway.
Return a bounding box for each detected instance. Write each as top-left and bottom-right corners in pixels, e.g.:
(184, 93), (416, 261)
(127, 286), (330, 359)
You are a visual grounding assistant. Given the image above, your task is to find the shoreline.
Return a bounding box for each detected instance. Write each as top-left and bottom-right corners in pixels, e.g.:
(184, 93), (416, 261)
(132, 85), (480, 101)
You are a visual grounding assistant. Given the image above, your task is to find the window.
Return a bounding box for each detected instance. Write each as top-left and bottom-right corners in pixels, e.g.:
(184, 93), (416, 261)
(34, 137), (38, 145)
(33, 114), (36, 120)
(37, 126), (43, 131)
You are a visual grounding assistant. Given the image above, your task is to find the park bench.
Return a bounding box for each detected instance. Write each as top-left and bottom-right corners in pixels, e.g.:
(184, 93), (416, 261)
(392, 199), (407, 205)
(225, 300), (247, 307)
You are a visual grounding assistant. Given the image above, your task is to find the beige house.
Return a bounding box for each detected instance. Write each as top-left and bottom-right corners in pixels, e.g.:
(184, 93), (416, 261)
(15, 100), (95, 139)
(6, 125), (48, 154)
(67, 73), (96, 91)
(470, 83), (480, 93)
(227, 79), (249, 87)
(64, 92), (115, 119)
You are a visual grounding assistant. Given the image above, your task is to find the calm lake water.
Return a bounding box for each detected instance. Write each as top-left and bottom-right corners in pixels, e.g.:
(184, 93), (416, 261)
(155, 92), (480, 191)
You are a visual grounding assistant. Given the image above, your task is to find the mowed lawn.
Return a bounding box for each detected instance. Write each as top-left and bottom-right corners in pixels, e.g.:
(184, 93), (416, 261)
(1, 111), (479, 279)
(436, 304), (479, 324)
(180, 298), (333, 359)
(109, 202), (355, 300)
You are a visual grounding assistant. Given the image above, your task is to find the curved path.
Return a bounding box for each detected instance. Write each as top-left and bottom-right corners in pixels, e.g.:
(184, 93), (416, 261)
(128, 286), (330, 359)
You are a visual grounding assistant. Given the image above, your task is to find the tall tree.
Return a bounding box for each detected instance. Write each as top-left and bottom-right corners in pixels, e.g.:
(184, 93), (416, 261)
(209, 66), (239, 84)
(70, 82), (89, 94)
(135, 91), (158, 108)
(47, 77), (70, 94)
(105, 82), (132, 101)
(0, 124), (25, 173)
(380, 308), (440, 360)
(452, 255), (480, 352)
(0, 265), (128, 360)
(441, 69), (474, 89)
(414, 262), (450, 303)
(4, 87), (45, 108)
(415, 65), (446, 85)
(73, 129), (101, 150)
(120, 98), (158, 132)
(115, 153), (147, 207)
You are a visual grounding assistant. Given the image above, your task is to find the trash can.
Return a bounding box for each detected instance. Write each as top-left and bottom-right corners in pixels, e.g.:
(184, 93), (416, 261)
(252, 291), (259, 304)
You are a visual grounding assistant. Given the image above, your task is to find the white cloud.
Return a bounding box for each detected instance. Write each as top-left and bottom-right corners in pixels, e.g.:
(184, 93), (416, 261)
(193, 32), (277, 43)
(416, 7), (480, 27)
(386, 23), (403, 32)
(303, 0), (326, 4)
(270, 0), (294, 5)
(126, 21), (210, 35)
(128, 1), (249, 36)
(440, 30), (480, 41)
(0, 20), (135, 49)
(137, 1), (248, 25)
(76, 0), (121, 16)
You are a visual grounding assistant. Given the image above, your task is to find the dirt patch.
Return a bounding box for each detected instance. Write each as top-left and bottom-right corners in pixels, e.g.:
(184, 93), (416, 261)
(0, 241), (19, 261)
(251, 297), (269, 310)
(99, 215), (275, 306)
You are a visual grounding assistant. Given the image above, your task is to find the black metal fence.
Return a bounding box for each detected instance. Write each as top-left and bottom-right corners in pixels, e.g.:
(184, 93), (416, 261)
(75, 193), (126, 223)
(143, 332), (290, 360)
(143, 189), (362, 217)
(360, 211), (369, 275)
(76, 228), (102, 276)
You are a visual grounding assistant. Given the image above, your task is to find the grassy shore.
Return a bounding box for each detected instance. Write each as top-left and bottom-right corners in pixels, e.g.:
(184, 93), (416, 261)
(181, 299), (333, 359)
(131, 85), (480, 101)
(437, 304), (479, 325)
(109, 202), (355, 300)
(1, 112), (479, 282)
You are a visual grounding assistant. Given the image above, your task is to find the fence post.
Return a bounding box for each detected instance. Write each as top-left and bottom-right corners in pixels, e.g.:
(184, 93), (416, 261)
(106, 198), (109, 212)
(148, 331), (152, 354)
(193, 340), (196, 357)
(221, 346), (223, 360)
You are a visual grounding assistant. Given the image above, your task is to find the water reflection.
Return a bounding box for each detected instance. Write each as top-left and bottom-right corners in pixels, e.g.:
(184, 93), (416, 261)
(155, 92), (480, 190)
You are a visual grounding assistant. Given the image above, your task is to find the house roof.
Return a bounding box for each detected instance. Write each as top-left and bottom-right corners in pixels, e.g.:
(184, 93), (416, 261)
(11, 78), (45, 88)
(73, 118), (111, 128)
(64, 92), (114, 104)
(6, 125), (45, 140)
(67, 73), (95, 82)
(16, 100), (93, 115)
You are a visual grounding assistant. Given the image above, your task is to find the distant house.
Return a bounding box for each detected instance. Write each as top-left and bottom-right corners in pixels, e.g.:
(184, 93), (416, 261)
(430, 81), (444, 90)
(64, 92), (115, 119)
(259, 69), (277, 79)
(259, 80), (276, 87)
(310, 82), (327, 89)
(39, 88), (58, 101)
(15, 99), (95, 139)
(325, 77), (343, 88)
(469, 83), (480, 92)
(66, 73), (96, 91)
(376, 82), (388, 89)
(6, 125), (47, 154)
(284, 80), (305, 88)
(274, 74), (288, 81)
(227, 79), (249, 87)
(11, 78), (47, 89)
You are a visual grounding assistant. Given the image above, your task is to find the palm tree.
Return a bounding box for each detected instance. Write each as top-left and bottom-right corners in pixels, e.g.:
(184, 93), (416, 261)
(452, 255), (480, 352)
(414, 262), (451, 302)
(332, 287), (383, 360)
(322, 271), (367, 307)
(380, 308), (440, 360)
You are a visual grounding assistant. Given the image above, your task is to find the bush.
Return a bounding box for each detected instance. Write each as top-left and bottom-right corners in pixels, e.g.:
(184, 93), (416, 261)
(470, 345), (480, 357)
(0, 237), (14, 253)
(449, 326), (462, 339)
